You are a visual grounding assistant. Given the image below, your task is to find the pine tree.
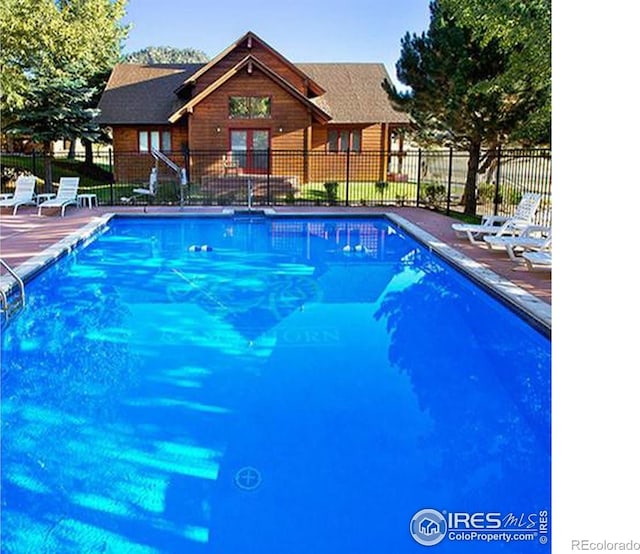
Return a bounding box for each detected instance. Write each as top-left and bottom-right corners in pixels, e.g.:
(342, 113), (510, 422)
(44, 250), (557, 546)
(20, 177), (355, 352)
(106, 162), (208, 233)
(385, 0), (550, 216)
(124, 46), (209, 64)
(9, 73), (99, 191)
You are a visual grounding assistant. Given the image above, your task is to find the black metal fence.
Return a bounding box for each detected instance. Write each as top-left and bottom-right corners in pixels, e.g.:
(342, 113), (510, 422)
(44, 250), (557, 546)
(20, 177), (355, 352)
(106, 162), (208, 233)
(1, 147), (551, 225)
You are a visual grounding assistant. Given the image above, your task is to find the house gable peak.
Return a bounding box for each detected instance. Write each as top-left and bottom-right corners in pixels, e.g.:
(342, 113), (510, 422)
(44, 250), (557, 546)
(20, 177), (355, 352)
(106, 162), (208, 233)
(178, 31), (325, 97)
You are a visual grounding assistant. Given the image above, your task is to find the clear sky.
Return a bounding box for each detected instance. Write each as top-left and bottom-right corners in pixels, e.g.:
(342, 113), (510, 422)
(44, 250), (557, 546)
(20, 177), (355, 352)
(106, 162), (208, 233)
(121, 0), (429, 86)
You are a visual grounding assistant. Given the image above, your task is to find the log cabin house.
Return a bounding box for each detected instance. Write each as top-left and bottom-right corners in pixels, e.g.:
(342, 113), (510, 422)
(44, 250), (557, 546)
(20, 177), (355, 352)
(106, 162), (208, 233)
(96, 31), (410, 198)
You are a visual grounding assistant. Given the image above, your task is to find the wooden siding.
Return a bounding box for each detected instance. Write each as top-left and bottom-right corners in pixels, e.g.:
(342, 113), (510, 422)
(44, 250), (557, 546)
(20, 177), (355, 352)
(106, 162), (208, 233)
(188, 68), (310, 185)
(112, 124), (187, 183)
(308, 123), (388, 182)
(110, 67), (392, 186)
(192, 40), (308, 98)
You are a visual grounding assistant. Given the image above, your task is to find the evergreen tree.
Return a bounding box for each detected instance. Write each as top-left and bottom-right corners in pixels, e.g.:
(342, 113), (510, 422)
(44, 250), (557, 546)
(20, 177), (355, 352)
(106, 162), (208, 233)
(446, 0), (551, 144)
(1, 0), (128, 185)
(9, 72), (99, 190)
(385, 1), (550, 215)
(124, 46), (209, 64)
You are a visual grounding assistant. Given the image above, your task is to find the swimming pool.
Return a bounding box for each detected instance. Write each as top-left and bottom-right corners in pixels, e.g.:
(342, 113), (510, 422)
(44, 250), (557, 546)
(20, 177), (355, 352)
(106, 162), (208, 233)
(1, 215), (551, 552)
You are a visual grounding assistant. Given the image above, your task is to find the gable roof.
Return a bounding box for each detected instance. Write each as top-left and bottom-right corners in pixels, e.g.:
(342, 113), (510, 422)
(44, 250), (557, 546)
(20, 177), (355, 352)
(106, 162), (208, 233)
(96, 64), (200, 125)
(180, 31), (325, 97)
(96, 36), (410, 126)
(168, 55), (331, 124)
(298, 63), (409, 124)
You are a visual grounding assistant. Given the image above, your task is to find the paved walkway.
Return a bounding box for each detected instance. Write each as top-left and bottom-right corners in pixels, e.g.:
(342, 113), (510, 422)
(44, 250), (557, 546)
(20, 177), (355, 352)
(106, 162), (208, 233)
(0, 204), (551, 305)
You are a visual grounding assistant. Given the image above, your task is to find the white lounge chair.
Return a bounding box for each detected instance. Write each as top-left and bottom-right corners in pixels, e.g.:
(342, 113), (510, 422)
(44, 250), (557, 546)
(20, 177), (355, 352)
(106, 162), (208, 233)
(523, 250), (551, 271)
(451, 192), (542, 244)
(484, 225), (551, 261)
(0, 175), (37, 215)
(37, 177), (79, 217)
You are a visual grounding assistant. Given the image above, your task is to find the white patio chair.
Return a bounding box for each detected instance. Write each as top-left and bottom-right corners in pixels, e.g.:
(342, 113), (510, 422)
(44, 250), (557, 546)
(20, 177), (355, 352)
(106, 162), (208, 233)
(37, 177), (79, 217)
(0, 175), (37, 215)
(451, 192), (542, 244)
(523, 250), (552, 271)
(484, 225), (551, 261)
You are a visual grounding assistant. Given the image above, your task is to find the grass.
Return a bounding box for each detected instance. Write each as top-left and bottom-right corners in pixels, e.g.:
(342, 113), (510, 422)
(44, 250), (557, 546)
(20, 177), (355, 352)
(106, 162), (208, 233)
(297, 181), (419, 205)
(1, 154), (112, 188)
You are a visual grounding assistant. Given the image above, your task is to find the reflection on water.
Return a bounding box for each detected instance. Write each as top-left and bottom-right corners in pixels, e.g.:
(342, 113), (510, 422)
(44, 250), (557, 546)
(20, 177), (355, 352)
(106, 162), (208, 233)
(1, 217), (551, 553)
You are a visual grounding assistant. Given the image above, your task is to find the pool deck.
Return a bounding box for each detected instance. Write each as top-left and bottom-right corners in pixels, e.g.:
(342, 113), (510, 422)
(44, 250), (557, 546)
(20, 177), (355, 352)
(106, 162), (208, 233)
(1, 205), (551, 322)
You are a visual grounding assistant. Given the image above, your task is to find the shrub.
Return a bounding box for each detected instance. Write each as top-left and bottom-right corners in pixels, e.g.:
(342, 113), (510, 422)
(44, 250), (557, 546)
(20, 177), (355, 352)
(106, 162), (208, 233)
(420, 182), (446, 206)
(374, 180), (389, 199)
(477, 182), (499, 204)
(323, 181), (339, 205)
(503, 189), (522, 206)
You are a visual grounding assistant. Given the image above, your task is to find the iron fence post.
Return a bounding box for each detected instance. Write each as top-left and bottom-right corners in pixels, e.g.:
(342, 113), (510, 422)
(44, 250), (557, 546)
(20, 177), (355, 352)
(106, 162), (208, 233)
(446, 146), (453, 216)
(32, 151), (36, 175)
(415, 149), (422, 207)
(345, 148), (350, 206)
(183, 148), (190, 206)
(109, 150), (114, 205)
(267, 148), (272, 205)
(493, 145), (502, 216)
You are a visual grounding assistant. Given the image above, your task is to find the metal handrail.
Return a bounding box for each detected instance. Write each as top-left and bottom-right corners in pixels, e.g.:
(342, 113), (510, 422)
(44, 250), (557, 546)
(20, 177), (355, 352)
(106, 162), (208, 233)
(150, 148), (188, 208)
(0, 258), (25, 317)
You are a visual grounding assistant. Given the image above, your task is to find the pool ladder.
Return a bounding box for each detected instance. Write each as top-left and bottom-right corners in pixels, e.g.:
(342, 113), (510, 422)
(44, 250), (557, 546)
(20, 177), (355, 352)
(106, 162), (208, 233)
(0, 258), (25, 324)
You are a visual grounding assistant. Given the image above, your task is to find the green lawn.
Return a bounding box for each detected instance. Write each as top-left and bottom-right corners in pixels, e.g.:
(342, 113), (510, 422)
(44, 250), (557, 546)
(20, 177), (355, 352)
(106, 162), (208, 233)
(0, 154), (112, 188)
(296, 180), (419, 205)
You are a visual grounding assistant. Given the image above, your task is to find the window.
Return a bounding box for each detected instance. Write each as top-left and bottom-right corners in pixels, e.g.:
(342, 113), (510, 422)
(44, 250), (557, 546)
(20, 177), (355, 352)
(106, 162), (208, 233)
(229, 96), (271, 119)
(327, 129), (361, 153)
(138, 130), (171, 152)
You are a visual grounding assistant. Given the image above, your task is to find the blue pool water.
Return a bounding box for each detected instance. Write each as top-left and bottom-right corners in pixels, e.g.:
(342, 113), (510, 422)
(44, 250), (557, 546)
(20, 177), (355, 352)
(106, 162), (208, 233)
(1, 216), (551, 553)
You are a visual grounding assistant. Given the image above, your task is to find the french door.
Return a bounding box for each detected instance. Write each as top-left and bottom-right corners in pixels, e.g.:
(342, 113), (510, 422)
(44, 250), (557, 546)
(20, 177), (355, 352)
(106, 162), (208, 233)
(229, 129), (270, 174)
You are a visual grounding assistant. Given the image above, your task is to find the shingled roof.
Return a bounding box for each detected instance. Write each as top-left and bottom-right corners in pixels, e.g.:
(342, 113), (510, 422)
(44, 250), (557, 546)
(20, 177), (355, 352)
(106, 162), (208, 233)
(297, 63), (409, 124)
(96, 64), (200, 125)
(96, 61), (410, 125)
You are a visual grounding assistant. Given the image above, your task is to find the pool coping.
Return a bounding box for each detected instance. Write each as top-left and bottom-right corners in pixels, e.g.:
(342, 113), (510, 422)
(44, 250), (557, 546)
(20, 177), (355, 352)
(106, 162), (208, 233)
(385, 213), (551, 335)
(0, 213), (115, 291)
(1, 209), (550, 336)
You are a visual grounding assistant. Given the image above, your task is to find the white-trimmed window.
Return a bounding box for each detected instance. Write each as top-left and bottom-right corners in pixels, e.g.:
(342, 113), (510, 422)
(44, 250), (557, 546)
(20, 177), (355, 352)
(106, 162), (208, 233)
(138, 130), (172, 152)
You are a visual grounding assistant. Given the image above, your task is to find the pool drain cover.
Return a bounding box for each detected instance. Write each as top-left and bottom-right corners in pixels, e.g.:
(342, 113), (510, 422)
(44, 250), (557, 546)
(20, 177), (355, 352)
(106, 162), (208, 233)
(234, 466), (262, 491)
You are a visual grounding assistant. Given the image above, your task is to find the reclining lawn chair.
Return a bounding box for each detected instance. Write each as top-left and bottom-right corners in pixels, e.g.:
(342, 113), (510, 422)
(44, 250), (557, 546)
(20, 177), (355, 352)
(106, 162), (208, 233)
(484, 225), (551, 261)
(523, 250), (552, 271)
(0, 175), (37, 215)
(451, 192), (542, 245)
(37, 177), (79, 217)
